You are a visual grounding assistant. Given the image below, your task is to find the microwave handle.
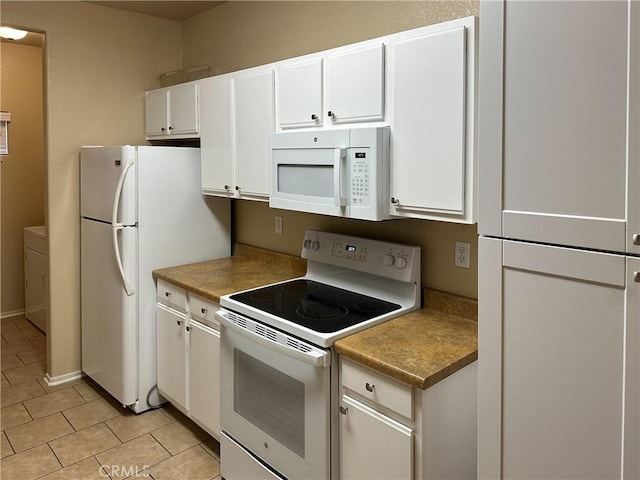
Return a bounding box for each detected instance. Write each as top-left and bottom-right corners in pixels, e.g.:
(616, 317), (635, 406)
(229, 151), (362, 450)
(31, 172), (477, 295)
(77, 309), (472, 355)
(334, 148), (347, 207)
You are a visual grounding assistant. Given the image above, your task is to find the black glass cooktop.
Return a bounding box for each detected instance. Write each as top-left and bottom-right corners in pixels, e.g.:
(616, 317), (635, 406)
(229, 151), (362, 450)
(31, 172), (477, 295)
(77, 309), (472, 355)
(229, 279), (401, 333)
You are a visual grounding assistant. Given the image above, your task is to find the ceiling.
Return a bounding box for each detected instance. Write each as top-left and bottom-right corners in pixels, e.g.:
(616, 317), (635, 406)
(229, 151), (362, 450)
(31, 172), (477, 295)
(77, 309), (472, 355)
(86, 1), (226, 21)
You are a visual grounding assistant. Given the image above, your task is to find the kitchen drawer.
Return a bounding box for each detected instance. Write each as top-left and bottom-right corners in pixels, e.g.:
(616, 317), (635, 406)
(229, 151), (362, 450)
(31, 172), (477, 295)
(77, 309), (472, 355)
(341, 358), (412, 419)
(157, 279), (187, 312)
(189, 293), (220, 330)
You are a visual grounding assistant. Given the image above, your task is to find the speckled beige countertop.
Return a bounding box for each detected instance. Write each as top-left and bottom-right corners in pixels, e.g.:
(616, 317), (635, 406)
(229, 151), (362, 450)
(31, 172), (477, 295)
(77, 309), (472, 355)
(334, 289), (478, 390)
(152, 244), (306, 303)
(153, 246), (477, 391)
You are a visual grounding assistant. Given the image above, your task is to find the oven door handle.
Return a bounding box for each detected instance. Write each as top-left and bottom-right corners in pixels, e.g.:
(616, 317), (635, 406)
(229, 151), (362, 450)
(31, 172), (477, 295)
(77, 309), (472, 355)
(220, 315), (331, 368)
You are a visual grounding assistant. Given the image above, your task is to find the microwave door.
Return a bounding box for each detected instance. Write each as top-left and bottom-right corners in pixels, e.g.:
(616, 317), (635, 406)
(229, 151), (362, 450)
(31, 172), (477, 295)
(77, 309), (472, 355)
(270, 147), (347, 216)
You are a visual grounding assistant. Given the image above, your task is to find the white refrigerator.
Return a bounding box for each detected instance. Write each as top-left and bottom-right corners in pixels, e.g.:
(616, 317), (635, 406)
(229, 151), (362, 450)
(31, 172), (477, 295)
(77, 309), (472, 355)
(80, 145), (230, 413)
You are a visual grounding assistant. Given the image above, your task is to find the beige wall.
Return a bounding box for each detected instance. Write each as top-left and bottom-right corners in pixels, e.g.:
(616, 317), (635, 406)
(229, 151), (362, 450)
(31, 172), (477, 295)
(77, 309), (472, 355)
(1, 41), (45, 316)
(184, 1), (479, 298)
(1, 1), (183, 379)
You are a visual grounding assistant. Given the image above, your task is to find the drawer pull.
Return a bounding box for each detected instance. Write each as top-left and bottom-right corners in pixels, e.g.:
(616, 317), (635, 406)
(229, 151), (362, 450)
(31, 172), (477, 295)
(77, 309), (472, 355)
(365, 382), (375, 392)
(201, 307), (207, 314)
(176, 320), (182, 326)
(339, 406), (348, 415)
(165, 292), (171, 297)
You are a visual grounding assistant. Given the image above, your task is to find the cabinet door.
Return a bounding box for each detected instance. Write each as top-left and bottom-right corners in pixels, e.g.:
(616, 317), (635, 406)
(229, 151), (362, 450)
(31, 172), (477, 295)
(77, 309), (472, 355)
(200, 76), (234, 196)
(169, 82), (199, 136)
(234, 69), (274, 198)
(340, 395), (412, 479)
(145, 89), (168, 137)
(390, 25), (467, 218)
(188, 320), (221, 438)
(479, 238), (639, 479)
(479, 0), (639, 253)
(277, 58), (323, 129)
(326, 43), (384, 124)
(156, 302), (187, 410)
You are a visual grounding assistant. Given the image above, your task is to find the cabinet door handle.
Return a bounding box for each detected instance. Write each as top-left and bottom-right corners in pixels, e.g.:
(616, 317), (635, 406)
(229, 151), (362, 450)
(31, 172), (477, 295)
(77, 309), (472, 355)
(235, 185), (240, 191)
(365, 382), (375, 392)
(224, 184), (230, 190)
(161, 127), (166, 132)
(168, 126), (173, 131)
(186, 325), (191, 332)
(311, 114), (318, 121)
(634, 271), (640, 283)
(327, 110), (335, 119)
(339, 406), (348, 415)
(201, 308), (207, 314)
(176, 320), (182, 326)
(165, 292), (171, 297)
(634, 234), (640, 246)
(391, 197), (399, 204)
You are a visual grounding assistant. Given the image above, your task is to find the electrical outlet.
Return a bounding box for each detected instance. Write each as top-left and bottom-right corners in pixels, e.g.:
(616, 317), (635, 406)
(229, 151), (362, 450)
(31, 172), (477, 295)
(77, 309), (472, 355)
(455, 241), (470, 268)
(275, 216), (283, 234)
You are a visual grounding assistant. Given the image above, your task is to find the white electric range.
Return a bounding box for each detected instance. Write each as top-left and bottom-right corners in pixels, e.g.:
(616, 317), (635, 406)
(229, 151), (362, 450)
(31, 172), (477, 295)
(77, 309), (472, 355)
(216, 230), (421, 479)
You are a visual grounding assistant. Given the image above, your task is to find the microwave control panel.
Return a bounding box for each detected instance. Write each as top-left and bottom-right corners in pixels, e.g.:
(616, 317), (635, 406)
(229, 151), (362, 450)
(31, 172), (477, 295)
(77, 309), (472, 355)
(350, 149), (370, 206)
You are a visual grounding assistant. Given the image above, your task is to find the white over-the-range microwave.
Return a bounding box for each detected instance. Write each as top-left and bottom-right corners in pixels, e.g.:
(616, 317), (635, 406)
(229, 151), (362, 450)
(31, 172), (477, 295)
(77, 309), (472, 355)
(270, 126), (391, 220)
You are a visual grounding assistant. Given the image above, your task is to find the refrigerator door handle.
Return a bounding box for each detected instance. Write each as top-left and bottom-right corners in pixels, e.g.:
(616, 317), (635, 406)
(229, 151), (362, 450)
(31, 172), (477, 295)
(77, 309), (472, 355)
(112, 225), (135, 296)
(112, 159), (134, 228)
(111, 159), (135, 296)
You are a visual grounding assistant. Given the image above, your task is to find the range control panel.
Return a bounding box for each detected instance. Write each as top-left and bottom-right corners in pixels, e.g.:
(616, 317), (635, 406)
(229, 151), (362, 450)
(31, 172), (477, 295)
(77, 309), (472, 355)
(301, 230), (420, 284)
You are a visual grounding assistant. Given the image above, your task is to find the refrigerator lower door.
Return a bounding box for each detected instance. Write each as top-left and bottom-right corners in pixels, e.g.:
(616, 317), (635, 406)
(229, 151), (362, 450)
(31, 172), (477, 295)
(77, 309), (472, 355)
(81, 218), (137, 406)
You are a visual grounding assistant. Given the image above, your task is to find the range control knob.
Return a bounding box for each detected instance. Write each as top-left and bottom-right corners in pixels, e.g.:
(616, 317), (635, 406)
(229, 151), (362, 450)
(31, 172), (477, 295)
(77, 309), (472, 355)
(303, 239), (312, 249)
(383, 254), (395, 267)
(311, 240), (320, 251)
(396, 257), (408, 269)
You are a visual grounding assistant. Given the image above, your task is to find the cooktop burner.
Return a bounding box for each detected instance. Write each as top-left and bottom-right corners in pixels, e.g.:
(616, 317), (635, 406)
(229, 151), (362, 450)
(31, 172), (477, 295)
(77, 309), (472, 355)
(229, 279), (401, 333)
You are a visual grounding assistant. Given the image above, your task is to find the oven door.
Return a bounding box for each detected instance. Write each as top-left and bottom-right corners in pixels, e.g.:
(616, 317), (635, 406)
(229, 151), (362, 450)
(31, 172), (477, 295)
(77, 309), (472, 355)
(217, 309), (332, 480)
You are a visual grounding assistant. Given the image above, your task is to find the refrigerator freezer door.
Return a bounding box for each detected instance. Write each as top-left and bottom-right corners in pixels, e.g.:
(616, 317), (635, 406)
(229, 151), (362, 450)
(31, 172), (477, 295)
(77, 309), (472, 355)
(80, 146), (136, 225)
(81, 218), (137, 406)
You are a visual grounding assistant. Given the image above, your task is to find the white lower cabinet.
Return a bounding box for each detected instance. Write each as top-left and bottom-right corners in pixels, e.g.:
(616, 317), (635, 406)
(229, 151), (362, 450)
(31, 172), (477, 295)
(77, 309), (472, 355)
(156, 282), (221, 439)
(340, 358), (413, 479)
(339, 357), (478, 480)
(156, 302), (188, 409)
(188, 295), (221, 438)
(340, 395), (413, 479)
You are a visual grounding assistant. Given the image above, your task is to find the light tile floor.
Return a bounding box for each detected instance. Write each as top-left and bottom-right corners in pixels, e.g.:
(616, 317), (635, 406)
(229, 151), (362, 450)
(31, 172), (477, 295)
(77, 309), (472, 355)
(0, 315), (221, 480)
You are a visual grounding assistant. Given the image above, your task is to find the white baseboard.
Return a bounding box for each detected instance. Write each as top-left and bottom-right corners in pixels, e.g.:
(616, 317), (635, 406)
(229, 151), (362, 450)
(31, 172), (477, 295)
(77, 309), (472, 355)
(44, 370), (84, 387)
(1, 309), (25, 319)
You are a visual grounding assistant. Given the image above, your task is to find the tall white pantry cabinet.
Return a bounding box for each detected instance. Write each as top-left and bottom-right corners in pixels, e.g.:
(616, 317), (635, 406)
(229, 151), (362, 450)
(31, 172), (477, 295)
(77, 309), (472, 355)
(478, 1), (640, 479)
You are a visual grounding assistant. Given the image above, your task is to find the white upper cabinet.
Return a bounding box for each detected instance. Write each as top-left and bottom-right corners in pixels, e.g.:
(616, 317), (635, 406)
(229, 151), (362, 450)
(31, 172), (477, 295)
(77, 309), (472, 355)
(276, 43), (385, 130)
(277, 58), (324, 129)
(145, 89), (169, 137)
(234, 68), (275, 199)
(325, 43), (385, 125)
(145, 81), (199, 139)
(388, 17), (477, 223)
(198, 17), (477, 215)
(200, 75), (234, 196)
(200, 68), (274, 201)
(479, 0), (640, 253)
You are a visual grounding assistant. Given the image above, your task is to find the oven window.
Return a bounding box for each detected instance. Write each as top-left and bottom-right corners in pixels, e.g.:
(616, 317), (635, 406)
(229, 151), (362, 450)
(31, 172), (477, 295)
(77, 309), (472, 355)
(277, 164), (333, 198)
(234, 349), (305, 458)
